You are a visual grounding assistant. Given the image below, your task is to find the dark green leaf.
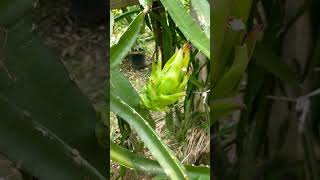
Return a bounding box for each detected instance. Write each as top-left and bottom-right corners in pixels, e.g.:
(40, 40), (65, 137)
(160, 0), (210, 58)
(165, 109), (174, 133)
(211, 100), (244, 125)
(0, 10), (106, 177)
(111, 11), (146, 69)
(253, 43), (299, 84)
(212, 45), (249, 99)
(115, 9), (140, 22)
(0, 96), (105, 180)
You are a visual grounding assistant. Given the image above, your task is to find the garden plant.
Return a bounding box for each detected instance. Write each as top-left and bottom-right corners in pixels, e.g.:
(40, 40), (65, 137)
(110, 0), (210, 179)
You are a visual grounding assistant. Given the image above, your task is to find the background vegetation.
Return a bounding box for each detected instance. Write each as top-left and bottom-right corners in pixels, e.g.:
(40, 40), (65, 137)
(212, 0), (320, 180)
(110, 0), (210, 179)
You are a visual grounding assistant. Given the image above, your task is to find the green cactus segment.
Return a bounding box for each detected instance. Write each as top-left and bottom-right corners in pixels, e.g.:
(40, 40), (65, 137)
(141, 43), (191, 111)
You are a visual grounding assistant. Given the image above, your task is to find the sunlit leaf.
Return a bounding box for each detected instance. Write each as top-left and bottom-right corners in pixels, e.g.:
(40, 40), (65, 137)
(160, 0), (210, 58)
(110, 11), (146, 69)
(110, 92), (188, 179)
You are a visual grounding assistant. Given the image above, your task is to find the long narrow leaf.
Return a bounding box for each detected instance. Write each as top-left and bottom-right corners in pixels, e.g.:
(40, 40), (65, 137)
(111, 68), (155, 128)
(110, 142), (210, 179)
(191, 0), (210, 37)
(110, 92), (188, 179)
(212, 45), (249, 99)
(114, 9), (140, 22)
(0, 13), (106, 175)
(211, 0), (253, 84)
(252, 43), (299, 85)
(0, 96), (105, 180)
(110, 11), (146, 69)
(160, 0), (210, 58)
(211, 0), (233, 57)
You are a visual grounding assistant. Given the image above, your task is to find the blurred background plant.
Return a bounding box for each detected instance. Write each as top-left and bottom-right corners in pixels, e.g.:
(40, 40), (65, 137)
(211, 0), (320, 180)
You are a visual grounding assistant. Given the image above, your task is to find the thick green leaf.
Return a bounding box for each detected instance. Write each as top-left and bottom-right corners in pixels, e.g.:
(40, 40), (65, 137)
(160, 0), (210, 58)
(111, 68), (140, 106)
(110, 92), (188, 179)
(231, 0), (253, 22)
(0, 0), (32, 26)
(212, 45), (249, 99)
(110, 11), (146, 69)
(0, 96), (105, 180)
(114, 9), (140, 22)
(252, 43), (299, 84)
(111, 68), (155, 128)
(0, 7), (106, 177)
(158, 14), (174, 61)
(110, 142), (210, 180)
(191, 0), (210, 37)
(211, 0), (253, 84)
(211, 0), (233, 57)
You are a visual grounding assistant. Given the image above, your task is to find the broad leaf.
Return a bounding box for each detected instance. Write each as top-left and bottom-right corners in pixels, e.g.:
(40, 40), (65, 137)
(160, 0), (210, 58)
(111, 68), (155, 128)
(191, 0), (210, 37)
(0, 96), (105, 180)
(110, 142), (210, 180)
(110, 92), (188, 179)
(0, 1), (106, 177)
(110, 11), (146, 69)
(212, 45), (249, 99)
(253, 43), (299, 85)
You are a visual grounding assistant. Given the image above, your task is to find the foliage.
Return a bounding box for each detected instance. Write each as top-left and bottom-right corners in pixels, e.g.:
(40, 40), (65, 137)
(110, 0), (210, 179)
(212, 0), (320, 180)
(0, 0), (106, 179)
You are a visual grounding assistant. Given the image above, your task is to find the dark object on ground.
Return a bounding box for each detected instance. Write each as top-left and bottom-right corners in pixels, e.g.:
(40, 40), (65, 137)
(70, 0), (108, 26)
(129, 53), (147, 70)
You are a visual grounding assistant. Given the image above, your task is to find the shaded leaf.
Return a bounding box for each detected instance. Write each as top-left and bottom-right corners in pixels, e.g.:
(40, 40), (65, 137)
(253, 43), (299, 84)
(0, 96), (105, 180)
(165, 109), (174, 133)
(0, 9), (106, 177)
(211, 100), (244, 125)
(212, 45), (249, 99)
